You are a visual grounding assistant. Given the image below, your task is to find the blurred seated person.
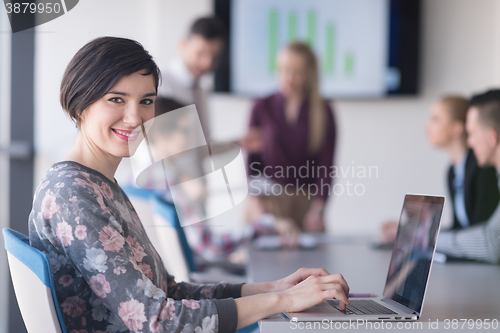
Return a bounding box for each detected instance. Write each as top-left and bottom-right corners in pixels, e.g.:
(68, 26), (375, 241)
(134, 97), (299, 263)
(380, 96), (500, 244)
(436, 89), (500, 263)
(385, 202), (441, 300)
(240, 42), (337, 235)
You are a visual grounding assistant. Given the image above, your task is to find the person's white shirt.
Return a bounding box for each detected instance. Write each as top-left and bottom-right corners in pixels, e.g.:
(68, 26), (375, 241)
(158, 58), (213, 139)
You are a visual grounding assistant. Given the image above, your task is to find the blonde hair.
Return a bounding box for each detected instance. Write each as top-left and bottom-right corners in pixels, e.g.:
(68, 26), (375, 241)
(285, 42), (326, 154)
(440, 95), (469, 139)
(440, 95), (468, 124)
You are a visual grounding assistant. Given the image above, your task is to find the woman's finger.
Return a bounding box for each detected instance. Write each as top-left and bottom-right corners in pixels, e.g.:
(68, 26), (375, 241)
(317, 274), (350, 296)
(295, 268), (331, 279)
(321, 284), (350, 306)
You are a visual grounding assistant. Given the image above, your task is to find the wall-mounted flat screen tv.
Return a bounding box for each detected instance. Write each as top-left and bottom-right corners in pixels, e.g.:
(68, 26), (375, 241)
(214, 0), (421, 98)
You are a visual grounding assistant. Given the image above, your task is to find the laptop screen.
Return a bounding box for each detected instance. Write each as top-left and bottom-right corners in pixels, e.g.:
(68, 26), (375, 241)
(383, 195), (444, 314)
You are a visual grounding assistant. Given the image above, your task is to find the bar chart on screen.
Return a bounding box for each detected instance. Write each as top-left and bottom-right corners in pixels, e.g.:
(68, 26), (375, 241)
(231, 0), (390, 97)
(267, 7), (355, 78)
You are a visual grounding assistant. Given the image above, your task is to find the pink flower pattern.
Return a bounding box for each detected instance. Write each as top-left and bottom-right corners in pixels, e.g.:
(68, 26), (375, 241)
(61, 296), (86, 317)
(73, 178), (89, 187)
(41, 192), (59, 219)
(114, 266), (126, 275)
(118, 299), (147, 332)
(56, 221), (74, 247)
(101, 182), (114, 200)
(96, 194), (111, 215)
(89, 274), (111, 298)
(149, 315), (160, 333)
(59, 274), (74, 287)
(75, 225), (87, 240)
(138, 263), (153, 279)
(160, 299), (177, 321)
(181, 299), (201, 309)
(99, 226), (125, 252)
(127, 236), (147, 262)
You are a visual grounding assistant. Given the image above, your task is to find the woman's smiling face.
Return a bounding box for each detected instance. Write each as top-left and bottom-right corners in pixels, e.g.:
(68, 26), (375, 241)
(79, 70), (157, 159)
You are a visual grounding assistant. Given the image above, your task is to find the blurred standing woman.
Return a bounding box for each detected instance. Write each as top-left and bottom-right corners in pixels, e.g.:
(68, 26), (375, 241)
(29, 37), (349, 333)
(241, 42), (336, 233)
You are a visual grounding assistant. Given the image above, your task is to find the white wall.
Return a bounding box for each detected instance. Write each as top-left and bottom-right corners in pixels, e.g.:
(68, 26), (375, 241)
(211, 0), (500, 235)
(34, 0), (500, 239)
(329, 0), (500, 234)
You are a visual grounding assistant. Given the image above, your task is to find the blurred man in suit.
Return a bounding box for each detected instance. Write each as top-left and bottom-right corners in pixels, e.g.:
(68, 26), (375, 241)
(159, 16), (226, 141)
(437, 89), (500, 263)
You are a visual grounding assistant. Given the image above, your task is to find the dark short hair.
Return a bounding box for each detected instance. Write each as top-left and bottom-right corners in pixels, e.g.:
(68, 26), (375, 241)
(189, 16), (226, 41)
(469, 89), (500, 133)
(150, 97), (187, 136)
(60, 37), (161, 125)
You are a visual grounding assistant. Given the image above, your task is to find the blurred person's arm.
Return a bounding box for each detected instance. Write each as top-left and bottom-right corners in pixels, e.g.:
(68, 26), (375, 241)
(303, 199), (326, 233)
(242, 99), (266, 178)
(304, 103), (336, 232)
(379, 221), (399, 244)
(436, 205), (500, 263)
(239, 128), (263, 154)
(313, 102), (336, 202)
(184, 213), (300, 263)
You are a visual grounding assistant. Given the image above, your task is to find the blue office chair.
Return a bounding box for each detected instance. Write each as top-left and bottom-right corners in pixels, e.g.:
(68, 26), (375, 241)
(150, 195), (197, 271)
(3, 228), (68, 333)
(122, 186), (195, 282)
(149, 194), (249, 282)
(235, 324), (260, 333)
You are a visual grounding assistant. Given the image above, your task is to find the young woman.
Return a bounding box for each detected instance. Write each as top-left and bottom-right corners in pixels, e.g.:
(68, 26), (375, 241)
(380, 96), (499, 243)
(240, 42), (336, 234)
(28, 37), (349, 333)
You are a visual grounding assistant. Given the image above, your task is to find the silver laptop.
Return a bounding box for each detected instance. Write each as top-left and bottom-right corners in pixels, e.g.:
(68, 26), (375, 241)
(285, 194), (445, 322)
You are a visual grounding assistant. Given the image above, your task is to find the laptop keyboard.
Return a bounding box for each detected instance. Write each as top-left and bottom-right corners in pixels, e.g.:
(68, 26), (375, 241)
(326, 299), (397, 315)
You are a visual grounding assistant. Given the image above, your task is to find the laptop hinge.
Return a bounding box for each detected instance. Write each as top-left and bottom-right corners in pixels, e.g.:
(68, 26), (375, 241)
(381, 298), (418, 316)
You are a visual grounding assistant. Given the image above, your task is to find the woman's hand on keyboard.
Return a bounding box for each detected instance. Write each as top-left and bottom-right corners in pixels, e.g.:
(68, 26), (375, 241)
(277, 269), (350, 313)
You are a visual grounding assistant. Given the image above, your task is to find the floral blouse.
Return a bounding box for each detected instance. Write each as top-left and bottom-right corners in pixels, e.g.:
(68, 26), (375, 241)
(29, 162), (241, 333)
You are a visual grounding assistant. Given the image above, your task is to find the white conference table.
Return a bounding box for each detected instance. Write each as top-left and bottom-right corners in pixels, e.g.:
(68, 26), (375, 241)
(246, 237), (500, 332)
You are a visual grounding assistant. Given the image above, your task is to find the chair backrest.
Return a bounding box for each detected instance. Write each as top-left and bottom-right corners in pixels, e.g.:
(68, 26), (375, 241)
(120, 186), (155, 224)
(2, 228), (67, 333)
(150, 195), (197, 280)
(121, 186), (179, 277)
(122, 186), (196, 282)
